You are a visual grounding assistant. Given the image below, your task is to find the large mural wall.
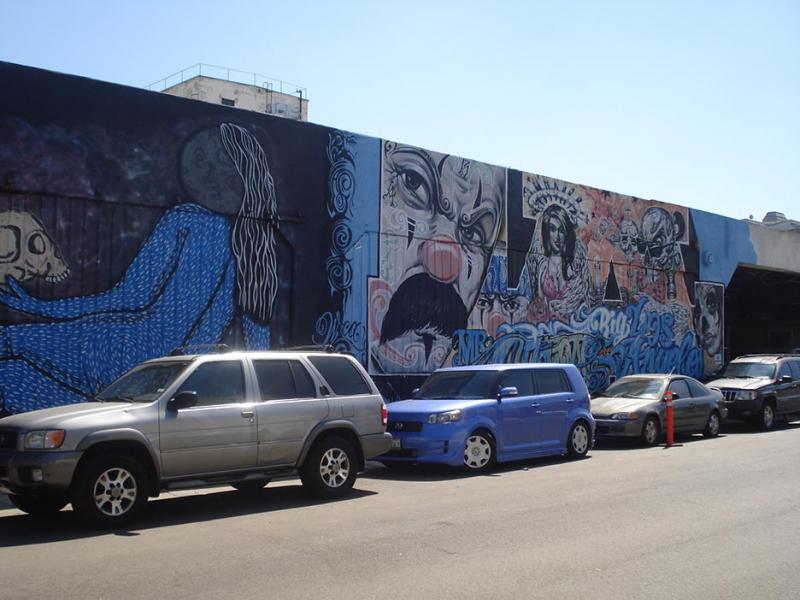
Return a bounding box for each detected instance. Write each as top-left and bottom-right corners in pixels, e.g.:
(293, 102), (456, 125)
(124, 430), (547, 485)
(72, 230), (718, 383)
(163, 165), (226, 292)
(0, 62), (739, 413)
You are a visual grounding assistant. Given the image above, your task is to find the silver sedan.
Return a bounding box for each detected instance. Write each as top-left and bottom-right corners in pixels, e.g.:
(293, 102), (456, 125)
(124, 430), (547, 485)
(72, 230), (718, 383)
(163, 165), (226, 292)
(591, 375), (727, 445)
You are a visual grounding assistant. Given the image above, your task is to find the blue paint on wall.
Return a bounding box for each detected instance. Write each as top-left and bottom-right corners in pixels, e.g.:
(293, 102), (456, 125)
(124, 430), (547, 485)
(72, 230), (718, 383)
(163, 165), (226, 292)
(691, 208), (757, 285)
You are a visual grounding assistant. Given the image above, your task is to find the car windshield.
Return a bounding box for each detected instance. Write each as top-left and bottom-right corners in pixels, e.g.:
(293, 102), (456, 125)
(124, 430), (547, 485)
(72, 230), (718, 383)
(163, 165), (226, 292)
(722, 362), (776, 379)
(416, 370), (497, 400)
(96, 361), (190, 403)
(602, 378), (664, 400)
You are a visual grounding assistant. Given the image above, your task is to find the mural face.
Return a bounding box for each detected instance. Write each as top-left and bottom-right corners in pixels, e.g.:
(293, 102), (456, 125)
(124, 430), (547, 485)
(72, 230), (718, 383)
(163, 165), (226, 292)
(368, 141), (505, 374)
(0, 211), (69, 287)
(694, 281), (724, 369)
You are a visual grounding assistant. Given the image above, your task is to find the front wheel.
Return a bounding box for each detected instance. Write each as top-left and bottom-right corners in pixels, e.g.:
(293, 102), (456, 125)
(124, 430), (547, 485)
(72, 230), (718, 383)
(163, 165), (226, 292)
(566, 421), (591, 459)
(300, 436), (358, 499)
(70, 454), (148, 528)
(757, 402), (776, 431)
(640, 416), (660, 446)
(8, 494), (68, 516)
(463, 430), (496, 473)
(703, 411), (721, 437)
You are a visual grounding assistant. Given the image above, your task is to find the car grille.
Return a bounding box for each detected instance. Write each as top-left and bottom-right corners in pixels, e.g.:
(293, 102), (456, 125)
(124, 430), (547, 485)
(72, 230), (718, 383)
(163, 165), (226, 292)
(0, 431), (17, 450)
(388, 421), (424, 433)
(721, 390), (737, 402)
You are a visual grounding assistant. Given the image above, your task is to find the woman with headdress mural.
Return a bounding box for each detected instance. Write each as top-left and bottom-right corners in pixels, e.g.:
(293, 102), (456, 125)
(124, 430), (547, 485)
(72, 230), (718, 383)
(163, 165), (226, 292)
(0, 123), (278, 413)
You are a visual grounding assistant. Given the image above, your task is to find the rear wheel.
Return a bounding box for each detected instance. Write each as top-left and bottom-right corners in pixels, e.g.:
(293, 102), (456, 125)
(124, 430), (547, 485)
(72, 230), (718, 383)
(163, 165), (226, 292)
(566, 421), (591, 459)
(703, 410), (721, 437)
(640, 416), (660, 446)
(300, 436), (358, 498)
(462, 430), (496, 473)
(8, 494), (68, 516)
(70, 453), (148, 528)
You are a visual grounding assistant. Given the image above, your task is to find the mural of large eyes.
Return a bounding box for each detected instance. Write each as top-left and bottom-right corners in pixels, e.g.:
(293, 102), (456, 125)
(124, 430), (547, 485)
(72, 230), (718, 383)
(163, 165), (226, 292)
(459, 208), (497, 249)
(501, 297), (521, 313)
(28, 233), (47, 255)
(477, 294), (494, 311)
(396, 166), (432, 210)
(387, 147), (438, 212)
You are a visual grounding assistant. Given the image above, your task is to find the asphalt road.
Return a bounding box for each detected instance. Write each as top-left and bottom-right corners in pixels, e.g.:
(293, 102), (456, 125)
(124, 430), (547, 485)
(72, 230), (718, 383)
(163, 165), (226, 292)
(2, 423), (799, 600)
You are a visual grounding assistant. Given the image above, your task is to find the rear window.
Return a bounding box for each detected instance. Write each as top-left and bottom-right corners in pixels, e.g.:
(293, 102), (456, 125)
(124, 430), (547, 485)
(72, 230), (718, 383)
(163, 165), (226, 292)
(686, 379), (709, 398)
(500, 370), (535, 396)
(535, 369), (572, 394)
(789, 361), (800, 379)
(308, 355), (371, 396)
(253, 360), (318, 400)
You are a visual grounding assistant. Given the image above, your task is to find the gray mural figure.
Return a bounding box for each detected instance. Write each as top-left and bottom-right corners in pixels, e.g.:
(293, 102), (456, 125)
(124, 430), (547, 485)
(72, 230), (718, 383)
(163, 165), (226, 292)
(0, 212), (69, 288)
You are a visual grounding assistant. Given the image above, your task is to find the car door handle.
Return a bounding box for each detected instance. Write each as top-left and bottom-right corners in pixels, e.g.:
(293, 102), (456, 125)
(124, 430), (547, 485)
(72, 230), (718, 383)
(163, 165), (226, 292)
(530, 403), (541, 407)
(565, 399), (575, 404)
(241, 410), (255, 419)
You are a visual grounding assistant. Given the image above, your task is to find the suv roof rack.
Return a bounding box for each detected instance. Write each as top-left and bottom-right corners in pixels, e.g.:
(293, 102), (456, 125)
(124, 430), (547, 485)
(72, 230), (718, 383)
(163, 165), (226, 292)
(281, 344), (339, 353)
(734, 353), (800, 360)
(169, 343), (233, 356)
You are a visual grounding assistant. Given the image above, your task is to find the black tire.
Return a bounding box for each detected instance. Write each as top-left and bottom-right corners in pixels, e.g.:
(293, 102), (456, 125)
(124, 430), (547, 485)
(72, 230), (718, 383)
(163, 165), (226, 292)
(566, 420), (591, 459)
(703, 410), (721, 438)
(462, 429), (496, 473)
(8, 494), (68, 516)
(640, 416), (660, 446)
(70, 453), (148, 528)
(757, 401), (776, 431)
(231, 479), (271, 493)
(300, 436), (358, 499)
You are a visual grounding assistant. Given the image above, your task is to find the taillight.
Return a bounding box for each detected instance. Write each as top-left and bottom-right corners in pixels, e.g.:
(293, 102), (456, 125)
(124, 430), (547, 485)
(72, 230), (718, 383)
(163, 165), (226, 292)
(381, 402), (388, 427)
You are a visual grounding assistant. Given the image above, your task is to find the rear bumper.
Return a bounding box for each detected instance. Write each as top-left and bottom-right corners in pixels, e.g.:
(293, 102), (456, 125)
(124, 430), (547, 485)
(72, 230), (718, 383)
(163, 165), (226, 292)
(360, 432), (394, 460)
(0, 450), (82, 496)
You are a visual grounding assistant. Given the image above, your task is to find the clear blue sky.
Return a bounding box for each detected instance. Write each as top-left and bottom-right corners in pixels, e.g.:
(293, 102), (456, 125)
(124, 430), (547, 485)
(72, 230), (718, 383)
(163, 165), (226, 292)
(2, 0), (798, 221)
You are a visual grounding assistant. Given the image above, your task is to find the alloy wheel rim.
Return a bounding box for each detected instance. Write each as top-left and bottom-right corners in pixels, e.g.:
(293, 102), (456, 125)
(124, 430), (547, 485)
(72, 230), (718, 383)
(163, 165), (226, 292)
(763, 406), (774, 428)
(709, 413), (720, 435)
(320, 448), (350, 488)
(93, 467), (137, 517)
(464, 435), (492, 469)
(645, 420), (658, 444)
(572, 425), (589, 454)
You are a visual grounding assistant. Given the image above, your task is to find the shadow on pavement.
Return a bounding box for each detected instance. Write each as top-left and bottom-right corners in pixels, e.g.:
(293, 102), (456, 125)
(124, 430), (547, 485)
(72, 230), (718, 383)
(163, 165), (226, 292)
(0, 484), (376, 547)
(363, 453), (589, 482)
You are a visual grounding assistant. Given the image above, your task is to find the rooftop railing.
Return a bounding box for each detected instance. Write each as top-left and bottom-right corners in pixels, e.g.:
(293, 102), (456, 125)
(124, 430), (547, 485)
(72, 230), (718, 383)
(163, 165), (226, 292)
(146, 63), (307, 99)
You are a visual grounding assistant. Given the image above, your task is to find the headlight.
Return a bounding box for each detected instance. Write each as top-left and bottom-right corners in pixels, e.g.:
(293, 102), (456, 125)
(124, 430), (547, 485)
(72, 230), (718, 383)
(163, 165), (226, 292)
(610, 412), (641, 420)
(24, 430), (65, 449)
(428, 410), (463, 424)
(734, 390), (757, 400)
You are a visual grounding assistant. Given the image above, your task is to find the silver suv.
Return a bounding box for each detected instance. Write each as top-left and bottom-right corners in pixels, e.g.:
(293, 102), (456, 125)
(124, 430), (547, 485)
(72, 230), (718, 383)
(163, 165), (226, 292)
(0, 348), (392, 527)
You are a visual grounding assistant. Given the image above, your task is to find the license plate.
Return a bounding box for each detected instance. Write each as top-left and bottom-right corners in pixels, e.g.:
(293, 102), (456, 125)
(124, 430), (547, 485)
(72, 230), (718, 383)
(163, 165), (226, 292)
(391, 438), (402, 449)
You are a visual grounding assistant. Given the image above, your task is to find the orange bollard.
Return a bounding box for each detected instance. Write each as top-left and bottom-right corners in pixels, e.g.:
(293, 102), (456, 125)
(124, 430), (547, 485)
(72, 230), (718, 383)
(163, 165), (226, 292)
(663, 390), (675, 446)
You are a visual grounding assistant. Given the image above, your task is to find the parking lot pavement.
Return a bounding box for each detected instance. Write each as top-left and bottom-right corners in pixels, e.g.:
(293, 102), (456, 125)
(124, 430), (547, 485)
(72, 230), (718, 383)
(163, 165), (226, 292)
(2, 423), (800, 600)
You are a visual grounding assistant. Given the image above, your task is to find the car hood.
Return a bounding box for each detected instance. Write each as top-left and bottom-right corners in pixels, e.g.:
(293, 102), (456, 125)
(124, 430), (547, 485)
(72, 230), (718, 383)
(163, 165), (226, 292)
(706, 377), (771, 390)
(387, 398), (494, 416)
(591, 396), (659, 417)
(0, 402), (141, 431)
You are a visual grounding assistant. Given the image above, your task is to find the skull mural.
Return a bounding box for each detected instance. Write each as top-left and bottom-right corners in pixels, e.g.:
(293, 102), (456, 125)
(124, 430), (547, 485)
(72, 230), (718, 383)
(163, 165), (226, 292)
(0, 211), (69, 288)
(638, 207), (685, 300)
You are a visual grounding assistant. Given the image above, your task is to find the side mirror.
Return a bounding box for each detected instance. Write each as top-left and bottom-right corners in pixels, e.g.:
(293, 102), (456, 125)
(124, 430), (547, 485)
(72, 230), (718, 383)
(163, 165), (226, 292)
(498, 386), (518, 400)
(780, 374), (793, 384)
(411, 388), (421, 398)
(168, 390), (198, 411)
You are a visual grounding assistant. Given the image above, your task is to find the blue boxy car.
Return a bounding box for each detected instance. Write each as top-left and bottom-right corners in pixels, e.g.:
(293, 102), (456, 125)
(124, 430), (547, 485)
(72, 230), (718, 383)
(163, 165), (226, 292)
(380, 363), (594, 472)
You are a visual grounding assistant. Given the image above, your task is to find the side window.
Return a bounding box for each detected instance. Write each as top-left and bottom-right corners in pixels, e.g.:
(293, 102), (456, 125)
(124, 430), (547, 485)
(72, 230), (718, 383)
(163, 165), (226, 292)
(789, 361), (800, 380)
(307, 356), (371, 396)
(177, 361), (245, 407)
(535, 369), (572, 394)
(777, 362), (792, 379)
(290, 361), (317, 398)
(500, 370), (534, 396)
(686, 379), (709, 397)
(668, 379), (691, 399)
(253, 360), (296, 401)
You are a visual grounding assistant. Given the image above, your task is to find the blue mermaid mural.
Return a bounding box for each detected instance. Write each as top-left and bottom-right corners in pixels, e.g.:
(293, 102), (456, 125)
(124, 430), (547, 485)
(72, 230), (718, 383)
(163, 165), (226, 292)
(0, 123), (278, 414)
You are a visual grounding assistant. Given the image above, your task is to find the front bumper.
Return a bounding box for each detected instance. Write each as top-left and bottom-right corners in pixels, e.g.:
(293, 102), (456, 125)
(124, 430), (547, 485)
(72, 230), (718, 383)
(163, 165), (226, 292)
(722, 398), (759, 420)
(378, 427), (465, 467)
(593, 417), (644, 438)
(0, 450), (82, 496)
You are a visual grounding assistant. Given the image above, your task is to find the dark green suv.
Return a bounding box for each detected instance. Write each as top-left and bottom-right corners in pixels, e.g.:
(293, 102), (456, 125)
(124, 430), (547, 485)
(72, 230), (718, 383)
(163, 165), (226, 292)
(706, 354), (800, 429)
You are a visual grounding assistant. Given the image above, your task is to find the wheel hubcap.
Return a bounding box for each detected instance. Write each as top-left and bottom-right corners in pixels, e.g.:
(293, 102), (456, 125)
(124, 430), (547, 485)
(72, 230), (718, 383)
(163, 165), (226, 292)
(709, 413), (719, 434)
(93, 468), (137, 517)
(572, 425), (589, 454)
(764, 406), (774, 428)
(464, 435), (491, 469)
(645, 421), (657, 443)
(320, 448), (350, 488)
